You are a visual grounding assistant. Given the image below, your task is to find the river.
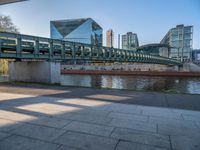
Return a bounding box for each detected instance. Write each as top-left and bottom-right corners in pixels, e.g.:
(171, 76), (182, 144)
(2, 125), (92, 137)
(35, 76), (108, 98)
(61, 75), (200, 94)
(1, 74), (200, 94)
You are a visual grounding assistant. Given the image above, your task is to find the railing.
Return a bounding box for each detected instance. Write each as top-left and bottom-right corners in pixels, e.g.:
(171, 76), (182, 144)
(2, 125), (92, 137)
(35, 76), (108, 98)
(0, 32), (182, 65)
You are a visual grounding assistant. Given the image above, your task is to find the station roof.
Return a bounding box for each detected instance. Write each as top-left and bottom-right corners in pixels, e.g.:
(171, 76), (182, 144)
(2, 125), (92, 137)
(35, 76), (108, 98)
(137, 43), (170, 50)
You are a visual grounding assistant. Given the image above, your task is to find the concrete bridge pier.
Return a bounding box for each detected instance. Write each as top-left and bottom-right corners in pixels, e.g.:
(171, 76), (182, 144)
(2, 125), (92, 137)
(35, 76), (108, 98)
(9, 61), (60, 84)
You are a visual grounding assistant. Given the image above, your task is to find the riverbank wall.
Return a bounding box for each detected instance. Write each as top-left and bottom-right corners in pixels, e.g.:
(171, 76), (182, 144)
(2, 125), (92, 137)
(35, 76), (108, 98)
(61, 63), (179, 72)
(61, 63), (200, 77)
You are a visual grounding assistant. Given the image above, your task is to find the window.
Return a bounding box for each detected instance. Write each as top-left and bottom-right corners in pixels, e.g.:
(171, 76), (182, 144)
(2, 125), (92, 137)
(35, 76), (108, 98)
(184, 27), (192, 33)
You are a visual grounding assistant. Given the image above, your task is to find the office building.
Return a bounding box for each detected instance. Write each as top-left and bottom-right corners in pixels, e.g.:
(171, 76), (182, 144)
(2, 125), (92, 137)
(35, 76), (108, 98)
(161, 24), (193, 61)
(122, 32), (139, 50)
(50, 18), (103, 46)
(106, 29), (114, 48)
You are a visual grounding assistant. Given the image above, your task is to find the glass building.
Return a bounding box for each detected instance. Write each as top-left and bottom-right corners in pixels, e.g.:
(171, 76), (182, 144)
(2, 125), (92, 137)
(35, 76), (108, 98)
(137, 44), (169, 58)
(50, 18), (103, 46)
(122, 32), (139, 50)
(161, 24), (193, 61)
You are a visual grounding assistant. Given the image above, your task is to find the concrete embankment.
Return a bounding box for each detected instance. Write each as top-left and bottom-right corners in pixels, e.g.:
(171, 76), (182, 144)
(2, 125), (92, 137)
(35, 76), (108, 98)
(61, 63), (179, 72)
(61, 63), (200, 77)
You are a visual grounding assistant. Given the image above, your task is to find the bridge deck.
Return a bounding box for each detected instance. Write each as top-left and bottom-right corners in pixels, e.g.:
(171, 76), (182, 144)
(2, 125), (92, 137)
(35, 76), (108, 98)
(0, 32), (182, 65)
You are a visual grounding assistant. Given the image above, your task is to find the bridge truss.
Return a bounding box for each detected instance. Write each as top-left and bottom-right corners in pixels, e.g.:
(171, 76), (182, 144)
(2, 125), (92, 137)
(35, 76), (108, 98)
(0, 32), (182, 65)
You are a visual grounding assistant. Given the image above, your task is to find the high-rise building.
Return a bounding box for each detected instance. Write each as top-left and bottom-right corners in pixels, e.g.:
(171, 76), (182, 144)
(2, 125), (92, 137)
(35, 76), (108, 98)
(50, 18), (103, 46)
(122, 32), (139, 50)
(106, 29), (114, 48)
(161, 24), (193, 61)
(118, 34), (121, 49)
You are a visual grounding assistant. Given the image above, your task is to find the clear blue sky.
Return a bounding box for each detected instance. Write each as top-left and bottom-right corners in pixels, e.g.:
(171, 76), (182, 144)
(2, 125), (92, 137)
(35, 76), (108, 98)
(0, 0), (200, 48)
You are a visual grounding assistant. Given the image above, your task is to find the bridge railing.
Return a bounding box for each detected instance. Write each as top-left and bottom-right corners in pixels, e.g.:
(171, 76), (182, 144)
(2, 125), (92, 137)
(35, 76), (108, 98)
(0, 31), (182, 65)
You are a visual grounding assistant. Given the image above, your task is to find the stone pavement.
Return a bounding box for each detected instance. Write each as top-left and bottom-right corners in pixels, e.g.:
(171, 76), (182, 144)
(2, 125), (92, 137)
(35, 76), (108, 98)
(0, 84), (200, 150)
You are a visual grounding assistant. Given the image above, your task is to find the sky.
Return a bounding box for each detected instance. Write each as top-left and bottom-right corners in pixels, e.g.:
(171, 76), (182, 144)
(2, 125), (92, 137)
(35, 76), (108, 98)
(0, 0), (200, 48)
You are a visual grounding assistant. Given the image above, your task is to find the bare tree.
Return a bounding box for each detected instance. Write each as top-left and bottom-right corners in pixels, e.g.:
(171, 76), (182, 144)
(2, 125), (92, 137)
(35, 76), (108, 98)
(0, 15), (19, 33)
(0, 15), (19, 74)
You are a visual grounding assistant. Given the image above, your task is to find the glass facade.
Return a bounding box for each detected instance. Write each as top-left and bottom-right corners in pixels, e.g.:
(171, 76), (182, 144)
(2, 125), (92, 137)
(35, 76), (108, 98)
(192, 49), (200, 62)
(122, 32), (139, 50)
(137, 44), (169, 58)
(50, 18), (102, 46)
(161, 24), (193, 61)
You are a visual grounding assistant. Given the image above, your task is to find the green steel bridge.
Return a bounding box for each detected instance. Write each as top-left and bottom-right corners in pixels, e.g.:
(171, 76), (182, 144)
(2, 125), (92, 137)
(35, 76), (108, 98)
(0, 32), (182, 66)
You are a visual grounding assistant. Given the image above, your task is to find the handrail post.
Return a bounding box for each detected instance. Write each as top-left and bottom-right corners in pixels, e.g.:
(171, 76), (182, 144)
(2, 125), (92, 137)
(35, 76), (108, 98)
(16, 34), (22, 58)
(35, 37), (39, 58)
(61, 41), (65, 59)
(49, 39), (53, 60)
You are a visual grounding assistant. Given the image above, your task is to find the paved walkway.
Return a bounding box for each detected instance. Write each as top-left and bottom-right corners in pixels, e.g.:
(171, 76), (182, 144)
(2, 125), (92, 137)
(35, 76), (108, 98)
(0, 83), (200, 150)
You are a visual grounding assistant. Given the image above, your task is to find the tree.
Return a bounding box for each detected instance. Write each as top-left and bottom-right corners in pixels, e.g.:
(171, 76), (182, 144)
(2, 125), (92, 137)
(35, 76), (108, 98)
(0, 15), (19, 33)
(0, 15), (19, 74)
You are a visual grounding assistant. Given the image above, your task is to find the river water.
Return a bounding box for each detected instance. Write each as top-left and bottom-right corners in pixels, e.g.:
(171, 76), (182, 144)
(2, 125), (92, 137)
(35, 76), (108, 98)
(1, 74), (200, 94)
(0, 75), (8, 82)
(61, 75), (200, 94)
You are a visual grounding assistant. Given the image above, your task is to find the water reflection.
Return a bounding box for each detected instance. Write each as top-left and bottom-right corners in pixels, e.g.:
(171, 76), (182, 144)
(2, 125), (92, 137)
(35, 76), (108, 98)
(0, 75), (8, 82)
(61, 75), (200, 94)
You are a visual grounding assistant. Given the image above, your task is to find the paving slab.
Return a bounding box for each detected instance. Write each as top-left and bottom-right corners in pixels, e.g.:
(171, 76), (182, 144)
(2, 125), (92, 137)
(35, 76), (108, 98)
(171, 109), (200, 116)
(63, 121), (114, 137)
(58, 98), (111, 110)
(111, 128), (170, 148)
(166, 94), (200, 111)
(1, 82), (200, 111)
(0, 118), (24, 132)
(182, 114), (200, 122)
(57, 145), (84, 150)
(58, 113), (112, 125)
(17, 103), (81, 115)
(115, 141), (170, 150)
(72, 109), (110, 117)
(0, 132), (10, 141)
(109, 118), (157, 133)
(137, 105), (172, 113)
(106, 103), (141, 115)
(54, 131), (118, 150)
(86, 94), (130, 101)
(1, 84), (200, 150)
(142, 109), (182, 120)
(171, 135), (200, 150)
(0, 135), (59, 150)
(0, 109), (37, 122)
(149, 116), (198, 129)
(10, 123), (66, 142)
(108, 112), (148, 122)
(196, 121), (200, 129)
(31, 116), (72, 129)
(158, 123), (200, 138)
